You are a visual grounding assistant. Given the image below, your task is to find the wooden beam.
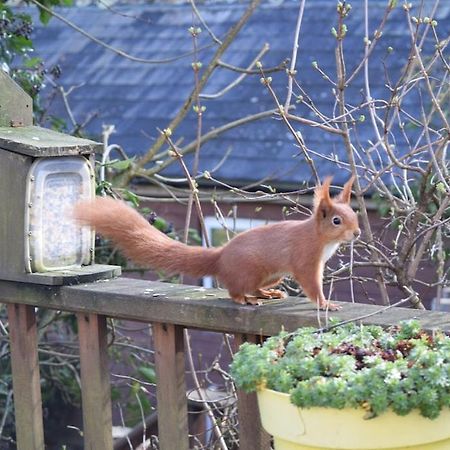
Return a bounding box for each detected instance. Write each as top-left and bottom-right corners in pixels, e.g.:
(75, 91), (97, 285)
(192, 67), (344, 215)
(1, 278), (450, 450)
(233, 333), (271, 450)
(152, 323), (189, 450)
(0, 279), (448, 335)
(0, 70), (33, 127)
(7, 303), (45, 450)
(77, 313), (113, 450)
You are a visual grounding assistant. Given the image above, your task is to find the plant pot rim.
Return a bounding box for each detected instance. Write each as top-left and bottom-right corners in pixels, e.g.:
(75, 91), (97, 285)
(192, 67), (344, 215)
(257, 387), (450, 449)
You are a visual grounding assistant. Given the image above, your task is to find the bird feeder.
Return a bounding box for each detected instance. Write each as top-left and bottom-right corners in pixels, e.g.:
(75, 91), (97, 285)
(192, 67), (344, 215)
(0, 70), (120, 284)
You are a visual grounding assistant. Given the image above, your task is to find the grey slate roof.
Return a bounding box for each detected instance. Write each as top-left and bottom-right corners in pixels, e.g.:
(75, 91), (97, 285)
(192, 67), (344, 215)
(27, 0), (450, 188)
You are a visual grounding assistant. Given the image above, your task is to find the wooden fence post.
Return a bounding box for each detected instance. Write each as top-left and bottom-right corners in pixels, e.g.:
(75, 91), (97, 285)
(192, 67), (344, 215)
(77, 313), (113, 450)
(152, 322), (189, 450)
(8, 303), (45, 450)
(233, 333), (272, 450)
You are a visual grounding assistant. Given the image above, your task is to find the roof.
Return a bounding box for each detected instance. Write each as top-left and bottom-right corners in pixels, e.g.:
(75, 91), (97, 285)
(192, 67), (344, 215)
(26, 0), (450, 188)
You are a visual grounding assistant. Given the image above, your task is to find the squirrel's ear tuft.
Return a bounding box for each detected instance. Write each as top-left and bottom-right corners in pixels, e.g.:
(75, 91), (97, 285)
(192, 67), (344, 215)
(336, 175), (355, 204)
(314, 177), (333, 218)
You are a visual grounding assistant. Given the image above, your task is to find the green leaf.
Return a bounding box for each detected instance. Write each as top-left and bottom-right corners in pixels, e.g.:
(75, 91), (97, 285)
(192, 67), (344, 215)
(111, 386), (121, 402)
(0, 5), (13, 17)
(9, 35), (33, 53)
(122, 190), (140, 208)
(187, 228), (202, 245)
(96, 180), (112, 195)
(152, 217), (167, 232)
(107, 159), (133, 171)
(137, 366), (157, 384)
(24, 57), (43, 68)
(39, 8), (53, 25)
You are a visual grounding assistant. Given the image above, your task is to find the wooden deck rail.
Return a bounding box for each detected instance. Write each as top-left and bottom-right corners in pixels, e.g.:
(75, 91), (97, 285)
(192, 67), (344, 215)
(2, 277), (450, 450)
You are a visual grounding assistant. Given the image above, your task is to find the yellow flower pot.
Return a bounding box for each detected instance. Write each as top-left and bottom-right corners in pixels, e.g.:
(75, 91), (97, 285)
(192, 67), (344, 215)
(257, 388), (450, 450)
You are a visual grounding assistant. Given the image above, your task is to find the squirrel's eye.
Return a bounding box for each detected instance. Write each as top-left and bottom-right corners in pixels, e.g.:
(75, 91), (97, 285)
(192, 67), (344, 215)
(332, 216), (342, 226)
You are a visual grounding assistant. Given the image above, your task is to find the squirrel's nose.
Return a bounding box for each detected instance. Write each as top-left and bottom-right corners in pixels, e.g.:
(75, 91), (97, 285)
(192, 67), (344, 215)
(353, 229), (361, 239)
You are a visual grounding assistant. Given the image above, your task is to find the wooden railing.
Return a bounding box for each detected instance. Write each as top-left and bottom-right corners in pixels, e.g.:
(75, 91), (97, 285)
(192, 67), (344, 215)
(2, 276), (450, 450)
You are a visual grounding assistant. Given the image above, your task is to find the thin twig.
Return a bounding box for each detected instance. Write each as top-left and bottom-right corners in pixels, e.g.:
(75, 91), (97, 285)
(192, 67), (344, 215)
(200, 43), (269, 99)
(190, 0), (222, 45)
(127, 0), (261, 182)
(138, 108), (281, 178)
(161, 131), (211, 247)
(284, 0), (306, 109)
(217, 59), (288, 74)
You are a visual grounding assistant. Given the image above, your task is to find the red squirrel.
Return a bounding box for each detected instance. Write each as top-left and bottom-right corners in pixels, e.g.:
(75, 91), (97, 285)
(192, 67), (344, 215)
(74, 177), (360, 310)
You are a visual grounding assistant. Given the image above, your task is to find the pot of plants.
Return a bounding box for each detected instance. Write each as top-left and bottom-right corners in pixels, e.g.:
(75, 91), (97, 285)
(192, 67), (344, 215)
(231, 320), (450, 450)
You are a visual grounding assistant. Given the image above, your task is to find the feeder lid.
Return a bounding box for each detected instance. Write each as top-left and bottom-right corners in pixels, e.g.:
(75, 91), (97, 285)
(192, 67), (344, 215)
(0, 70), (101, 157)
(0, 126), (102, 157)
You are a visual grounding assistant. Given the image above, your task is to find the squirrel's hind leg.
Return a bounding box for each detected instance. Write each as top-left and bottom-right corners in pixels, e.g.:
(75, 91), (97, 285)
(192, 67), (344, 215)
(229, 288), (285, 304)
(258, 276), (287, 300)
(221, 270), (285, 305)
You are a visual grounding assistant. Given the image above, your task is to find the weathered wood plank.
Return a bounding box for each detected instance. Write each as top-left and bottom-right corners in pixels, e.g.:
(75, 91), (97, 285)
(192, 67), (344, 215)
(77, 313), (113, 450)
(0, 71), (32, 127)
(7, 303), (45, 450)
(0, 151), (32, 282)
(152, 323), (189, 450)
(233, 333), (271, 450)
(2, 264), (122, 286)
(0, 278), (449, 335)
(0, 125), (101, 156)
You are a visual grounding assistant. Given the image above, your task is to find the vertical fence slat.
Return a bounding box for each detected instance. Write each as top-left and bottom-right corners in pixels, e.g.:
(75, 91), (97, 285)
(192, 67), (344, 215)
(233, 333), (272, 450)
(77, 313), (113, 450)
(152, 322), (189, 450)
(7, 303), (45, 450)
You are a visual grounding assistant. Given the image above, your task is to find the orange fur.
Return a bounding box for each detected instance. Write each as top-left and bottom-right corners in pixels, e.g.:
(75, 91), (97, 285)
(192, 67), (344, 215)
(73, 197), (221, 277)
(74, 177), (360, 310)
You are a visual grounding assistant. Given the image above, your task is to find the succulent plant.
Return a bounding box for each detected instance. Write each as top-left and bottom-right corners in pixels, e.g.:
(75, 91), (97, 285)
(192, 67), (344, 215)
(230, 321), (450, 419)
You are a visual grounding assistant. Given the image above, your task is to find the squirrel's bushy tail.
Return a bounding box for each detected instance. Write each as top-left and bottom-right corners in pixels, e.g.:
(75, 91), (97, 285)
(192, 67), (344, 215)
(74, 197), (221, 277)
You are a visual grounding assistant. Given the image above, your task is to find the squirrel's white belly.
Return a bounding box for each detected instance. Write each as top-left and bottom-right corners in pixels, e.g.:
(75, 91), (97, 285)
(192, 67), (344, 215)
(322, 242), (340, 263)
